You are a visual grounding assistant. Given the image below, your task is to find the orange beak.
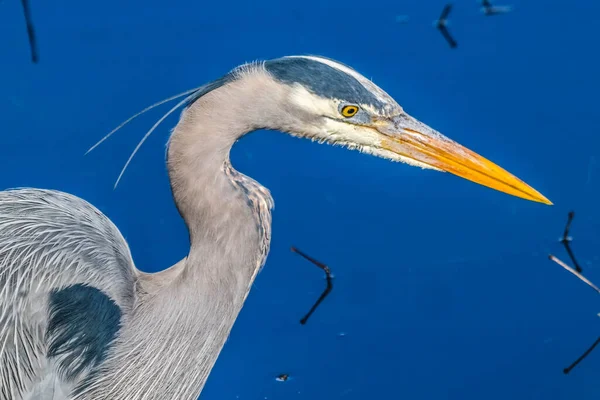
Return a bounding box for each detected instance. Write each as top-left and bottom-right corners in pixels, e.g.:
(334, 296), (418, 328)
(376, 114), (552, 205)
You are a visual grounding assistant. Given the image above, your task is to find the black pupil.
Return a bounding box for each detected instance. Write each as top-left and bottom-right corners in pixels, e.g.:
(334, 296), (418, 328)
(346, 107), (355, 114)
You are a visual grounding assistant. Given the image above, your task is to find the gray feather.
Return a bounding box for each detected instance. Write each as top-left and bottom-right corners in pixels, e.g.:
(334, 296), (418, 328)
(0, 189), (135, 399)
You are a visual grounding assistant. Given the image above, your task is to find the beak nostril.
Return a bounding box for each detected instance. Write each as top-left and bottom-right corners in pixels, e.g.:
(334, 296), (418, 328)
(403, 127), (422, 135)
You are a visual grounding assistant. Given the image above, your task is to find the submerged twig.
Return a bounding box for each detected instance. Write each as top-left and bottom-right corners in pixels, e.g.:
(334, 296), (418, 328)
(480, 0), (513, 16)
(563, 336), (600, 375)
(560, 211), (582, 273)
(435, 4), (458, 49)
(548, 255), (600, 294)
(548, 211), (600, 374)
(290, 247), (333, 325)
(20, 0), (38, 63)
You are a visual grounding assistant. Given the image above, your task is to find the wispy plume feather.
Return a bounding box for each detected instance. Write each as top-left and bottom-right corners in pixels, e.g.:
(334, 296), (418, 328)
(112, 95), (194, 189)
(85, 87), (202, 156)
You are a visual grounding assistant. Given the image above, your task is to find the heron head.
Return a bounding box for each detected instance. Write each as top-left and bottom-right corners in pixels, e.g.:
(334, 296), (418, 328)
(253, 55), (551, 205)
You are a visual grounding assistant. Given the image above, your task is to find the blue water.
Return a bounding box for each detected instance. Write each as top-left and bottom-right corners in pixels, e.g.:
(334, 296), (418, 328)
(1, 0), (599, 399)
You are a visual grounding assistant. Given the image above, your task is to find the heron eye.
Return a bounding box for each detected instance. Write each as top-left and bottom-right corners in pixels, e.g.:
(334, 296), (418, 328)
(340, 105), (359, 118)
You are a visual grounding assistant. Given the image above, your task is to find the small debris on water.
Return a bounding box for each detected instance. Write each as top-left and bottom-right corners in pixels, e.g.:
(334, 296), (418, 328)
(276, 374), (289, 382)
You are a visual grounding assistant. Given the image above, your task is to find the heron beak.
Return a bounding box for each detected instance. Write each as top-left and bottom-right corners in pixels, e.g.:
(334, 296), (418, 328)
(376, 114), (552, 205)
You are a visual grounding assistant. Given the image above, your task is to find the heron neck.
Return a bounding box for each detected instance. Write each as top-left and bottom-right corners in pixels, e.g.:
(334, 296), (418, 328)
(118, 79), (277, 399)
(165, 78), (277, 285)
(88, 75), (286, 400)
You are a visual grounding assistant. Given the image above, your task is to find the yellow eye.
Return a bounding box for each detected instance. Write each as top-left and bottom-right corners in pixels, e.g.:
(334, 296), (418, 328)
(341, 105), (359, 118)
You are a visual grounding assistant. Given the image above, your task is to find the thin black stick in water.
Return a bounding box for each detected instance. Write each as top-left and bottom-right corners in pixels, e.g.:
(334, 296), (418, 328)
(290, 247), (333, 325)
(21, 0), (38, 63)
(548, 254), (600, 372)
(548, 211), (600, 374)
(560, 211), (582, 273)
(563, 335), (600, 374)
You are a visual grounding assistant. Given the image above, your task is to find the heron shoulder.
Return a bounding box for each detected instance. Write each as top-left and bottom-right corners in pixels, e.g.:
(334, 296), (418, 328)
(0, 188), (136, 309)
(0, 188), (136, 399)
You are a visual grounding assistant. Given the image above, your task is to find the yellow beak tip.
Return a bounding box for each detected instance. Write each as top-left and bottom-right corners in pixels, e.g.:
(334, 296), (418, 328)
(526, 190), (553, 206)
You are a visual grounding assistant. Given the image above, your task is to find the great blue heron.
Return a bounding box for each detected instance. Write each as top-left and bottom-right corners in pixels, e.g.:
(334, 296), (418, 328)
(0, 55), (552, 400)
